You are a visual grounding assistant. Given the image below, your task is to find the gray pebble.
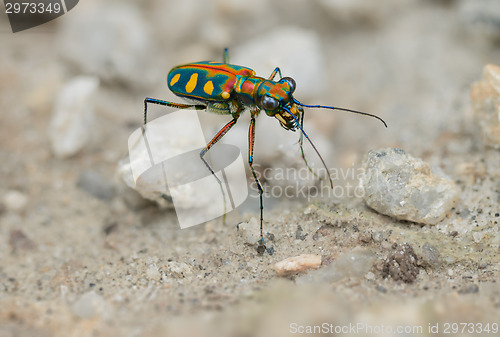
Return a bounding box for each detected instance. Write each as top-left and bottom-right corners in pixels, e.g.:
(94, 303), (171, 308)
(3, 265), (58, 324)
(361, 148), (459, 225)
(49, 76), (99, 158)
(57, 4), (153, 88)
(77, 171), (116, 201)
(459, 0), (500, 43)
(296, 247), (375, 284)
(419, 243), (442, 269)
(458, 284), (479, 294)
(72, 291), (106, 318)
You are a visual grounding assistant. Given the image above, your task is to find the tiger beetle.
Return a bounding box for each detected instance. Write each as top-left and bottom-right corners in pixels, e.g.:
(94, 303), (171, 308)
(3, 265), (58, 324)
(144, 48), (387, 254)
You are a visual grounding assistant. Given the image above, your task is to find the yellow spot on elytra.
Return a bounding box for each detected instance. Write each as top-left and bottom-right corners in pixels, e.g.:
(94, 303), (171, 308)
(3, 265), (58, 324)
(185, 73), (198, 93)
(203, 81), (214, 95)
(170, 73), (180, 86)
(221, 91), (230, 99)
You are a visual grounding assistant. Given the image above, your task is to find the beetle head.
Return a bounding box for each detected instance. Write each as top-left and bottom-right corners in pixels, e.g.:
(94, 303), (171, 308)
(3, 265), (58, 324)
(256, 77), (300, 130)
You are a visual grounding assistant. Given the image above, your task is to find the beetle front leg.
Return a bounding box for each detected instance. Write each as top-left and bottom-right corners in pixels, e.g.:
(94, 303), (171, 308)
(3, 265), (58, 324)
(298, 106), (320, 180)
(248, 116), (271, 254)
(268, 67), (283, 81)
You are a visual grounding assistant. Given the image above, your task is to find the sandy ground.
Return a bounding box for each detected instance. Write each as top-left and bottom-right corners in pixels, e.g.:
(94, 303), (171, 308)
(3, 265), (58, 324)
(1, 0), (500, 336)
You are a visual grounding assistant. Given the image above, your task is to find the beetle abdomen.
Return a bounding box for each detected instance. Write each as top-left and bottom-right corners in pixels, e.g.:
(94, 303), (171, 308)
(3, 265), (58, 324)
(167, 62), (255, 102)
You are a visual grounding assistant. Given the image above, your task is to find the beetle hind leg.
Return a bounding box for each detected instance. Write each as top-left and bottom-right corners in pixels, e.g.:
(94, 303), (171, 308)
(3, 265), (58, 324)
(144, 97), (205, 125)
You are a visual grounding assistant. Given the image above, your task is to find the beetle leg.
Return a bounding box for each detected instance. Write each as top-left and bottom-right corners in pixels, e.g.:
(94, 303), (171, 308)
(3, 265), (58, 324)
(144, 97), (205, 125)
(268, 67), (283, 81)
(298, 106), (320, 180)
(200, 116), (240, 226)
(248, 115), (270, 254)
(200, 116), (239, 163)
(223, 48), (230, 64)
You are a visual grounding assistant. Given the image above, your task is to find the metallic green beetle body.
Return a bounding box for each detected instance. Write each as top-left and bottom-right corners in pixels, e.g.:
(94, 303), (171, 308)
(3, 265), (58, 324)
(167, 61), (301, 130)
(143, 49), (386, 254)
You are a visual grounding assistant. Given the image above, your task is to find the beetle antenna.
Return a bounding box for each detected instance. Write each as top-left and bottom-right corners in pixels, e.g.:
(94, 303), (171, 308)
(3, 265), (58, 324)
(284, 107), (333, 188)
(293, 98), (387, 128)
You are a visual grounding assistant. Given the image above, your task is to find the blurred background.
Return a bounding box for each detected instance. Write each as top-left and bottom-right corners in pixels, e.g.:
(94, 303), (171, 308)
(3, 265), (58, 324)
(1, 0), (500, 336)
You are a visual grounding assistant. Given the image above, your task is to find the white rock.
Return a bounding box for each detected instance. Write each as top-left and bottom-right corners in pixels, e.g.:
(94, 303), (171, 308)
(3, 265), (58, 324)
(471, 64), (500, 148)
(166, 262), (193, 279)
(72, 291), (106, 319)
(49, 76), (99, 157)
(238, 217), (261, 246)
(146, 264), (162, 282)
(361, 148), (459, 225)
(57, 3), (153, 88)
(116, 157), (173, 209)
(334, 247), (377, 278)
(296, 247), (375, 284)
(472, 232), (484, 243)
(3, 190), (28, 211)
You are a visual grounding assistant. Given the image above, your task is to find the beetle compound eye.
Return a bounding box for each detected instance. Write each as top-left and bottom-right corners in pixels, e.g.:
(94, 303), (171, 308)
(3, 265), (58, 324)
(282, 77), (296, 93)
(261, 95), (279, 110)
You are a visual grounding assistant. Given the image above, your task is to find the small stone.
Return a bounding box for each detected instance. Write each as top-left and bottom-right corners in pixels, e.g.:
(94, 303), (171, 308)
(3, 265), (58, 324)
(2, 190), (28, 212)
(57, 4), (153, 88)
(332, 248), (376, 279)
(116, 158), (173, 209)
(49, 76), (99, 157)
(471, 64), (500, 148)
(9, 229), (37, 252)
(358, 232), (372, 243)
(77, 171), (116, 201)
(361, 148), (459, 225)
(72, 291), (106, 318)
(238, 218), (261, 246)
(472, 232), (484, 243)
(166, 262), (192, 279)
(419, 243), (442, 269)
(459, 0), (500, 43)
(458, 284), (479, 294)
(484, 64), (500, 94)
(274, 254), (322, 276)
(146, 264), (161, 282)
(365, 271), (375, 280)
(295, 225), (307, 240)
(296, 248), (375, 284)
(382, 243), (419, 283)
